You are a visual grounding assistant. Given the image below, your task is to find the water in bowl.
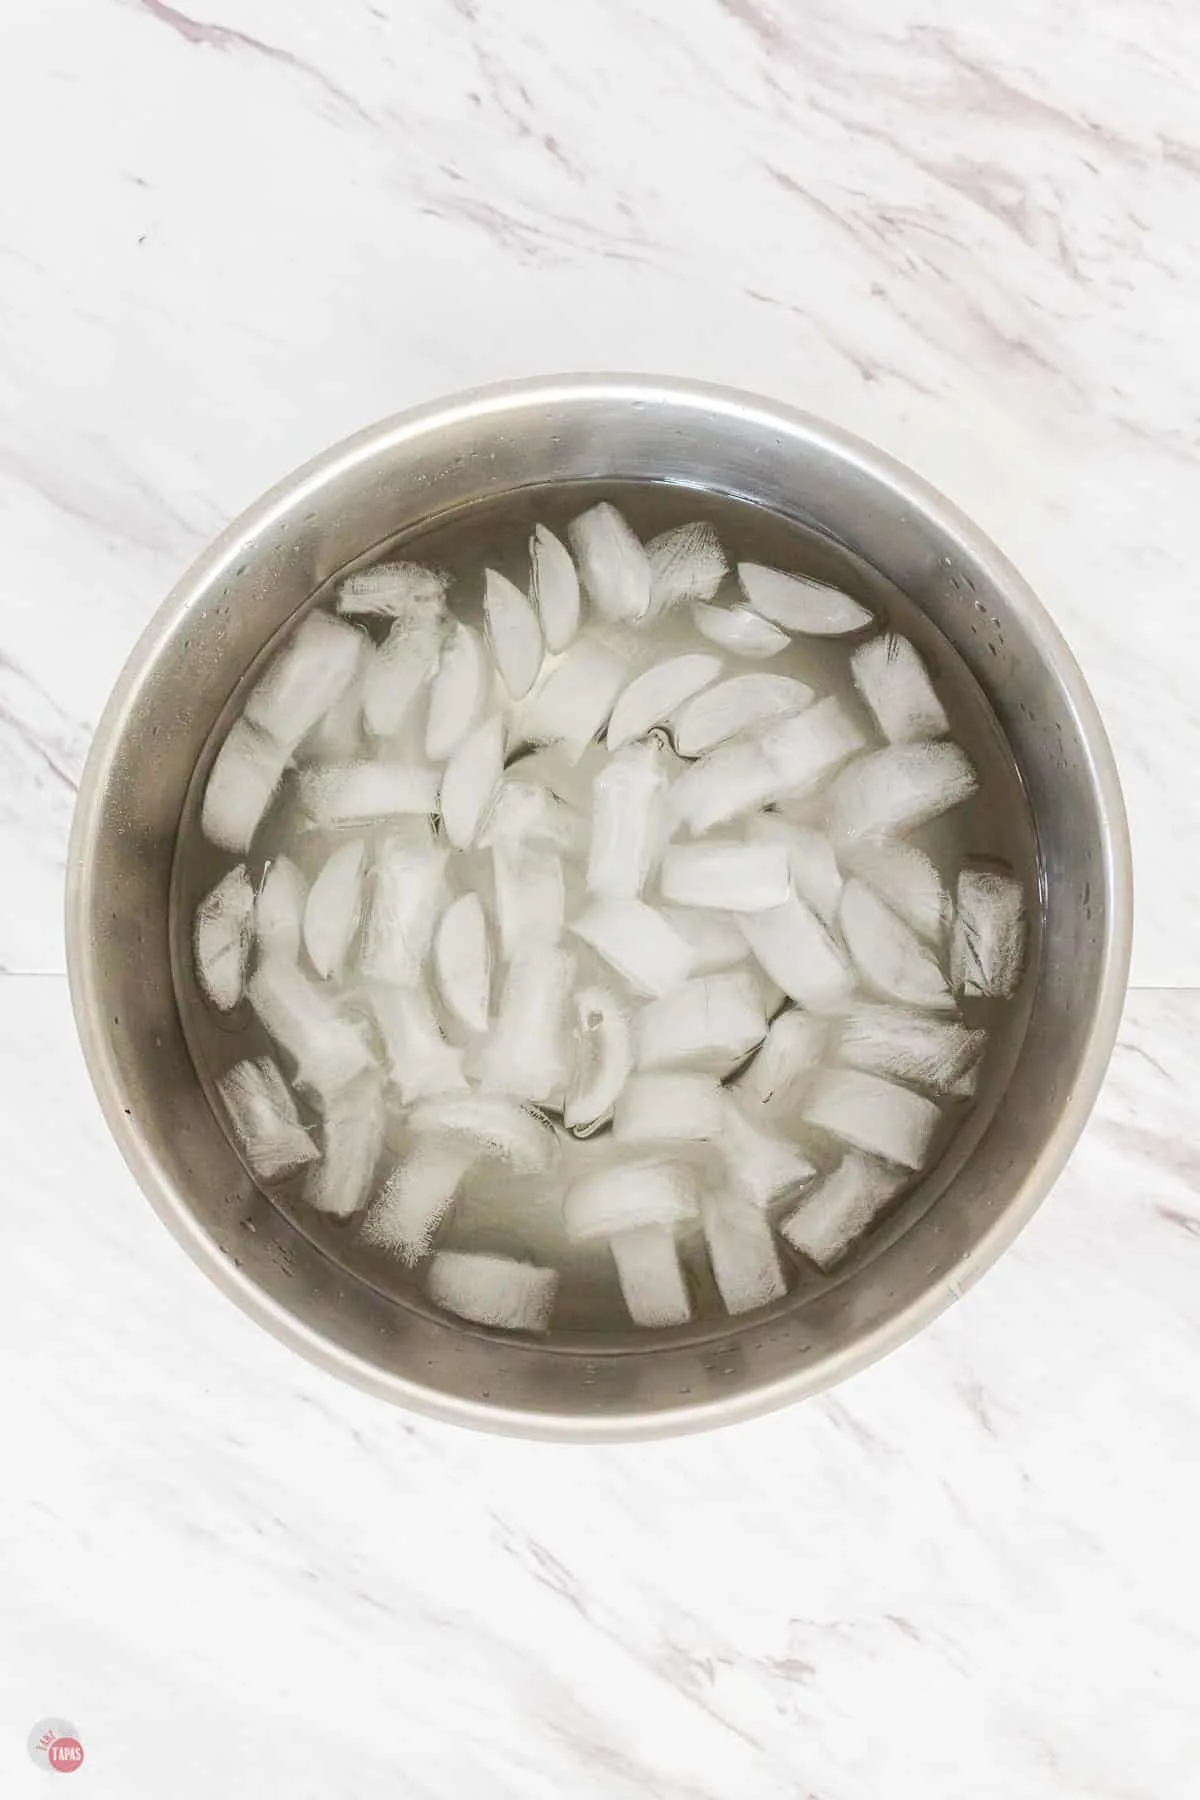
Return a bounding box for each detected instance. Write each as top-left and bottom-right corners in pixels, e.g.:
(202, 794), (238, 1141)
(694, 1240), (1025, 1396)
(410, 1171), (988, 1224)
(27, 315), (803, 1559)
(170, 481), (1040, 1340)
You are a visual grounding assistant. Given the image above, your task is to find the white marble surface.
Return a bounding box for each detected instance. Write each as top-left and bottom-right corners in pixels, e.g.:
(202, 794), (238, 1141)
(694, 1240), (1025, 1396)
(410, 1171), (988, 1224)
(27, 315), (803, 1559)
(3, 980), (1199, 1798)
(2, 0), (1199, 1793)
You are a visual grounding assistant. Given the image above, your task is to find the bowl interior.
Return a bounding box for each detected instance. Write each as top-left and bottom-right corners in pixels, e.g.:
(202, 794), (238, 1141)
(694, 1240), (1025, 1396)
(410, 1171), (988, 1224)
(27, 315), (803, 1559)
(68, 378), (1129, 1438)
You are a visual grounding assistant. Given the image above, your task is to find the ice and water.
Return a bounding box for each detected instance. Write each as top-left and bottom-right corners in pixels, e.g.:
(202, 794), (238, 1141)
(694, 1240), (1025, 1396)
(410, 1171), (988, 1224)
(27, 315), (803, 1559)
(173, 482), (1038, 1339)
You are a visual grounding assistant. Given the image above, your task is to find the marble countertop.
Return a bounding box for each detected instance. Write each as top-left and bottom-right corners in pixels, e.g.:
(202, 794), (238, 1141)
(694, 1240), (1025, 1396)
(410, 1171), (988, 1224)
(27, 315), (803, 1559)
(2, 1), (1197, 1794)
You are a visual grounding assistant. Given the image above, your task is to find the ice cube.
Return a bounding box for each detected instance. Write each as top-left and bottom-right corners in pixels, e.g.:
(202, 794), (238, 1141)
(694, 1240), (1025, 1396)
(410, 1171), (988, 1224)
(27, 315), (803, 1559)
(361, 1138), (478, 1264)
(671, 698), (863, 834)
(360, 833), (447, 985)
(739, 893), (853, 1010)
(201, 719), (287, 854)
(691, 602), (788, 658)
(780, 1151), (907, 1270)
(338, 561), (448, 619)
(843, 838), (950, 943)
(255, 856), (307, 961)
(426, 621), (488, 761)
(757, 696), (868, 803)
(701, 1195), (787, 1315)
(484, 567), (543, 700)
(747, 816), (842, 927)
(636, 970), (766, 1072)
(427, 1250), (558, 1333)
(803, 1067), (940, 1170)
(518, 633), (633, 762)
(303, 1074), (385, 1218)
(610, 1226), (692, 1327)
(646, 521), (727, 612)
(217, 1055), (317, 1182)
(564, 1157), (698, 1239)
(310, 636), (371, 759)
(669, 737), (777, 834)
(523, 737), (620, 814)
(362, 609), (445, 739)
(564, 984), (633, 1131)
(529, 523), (580, 652)
(827, 742), (978, 844)
(510, 739), (604, 808)
(408, 1093), (561, 1175)
(244, 612), (365, 750)
(571, 899), (695, 997)
(673, 673), (813, 757)
(952, 870), (1027, 999)
(659, 906), (750, 974)
(840, 877), (952, 1010)
(298, 761), (439, 828)
(479, 777), (584, 856)
(193, 863), (255, 1010)
(568, 502), (652, 624)
(739, 1010), (827, 1116)
(613, 1071), (725, 1144)
(493, 842), (565, 959)
(302, 838), (366, 980)
(851, 632), (948, 743)
(720, 1094), (817, 1210)
(837, 1003), (985, 1093)
(441, 715), (504, 850)
(480, 946), (576, 1104)
(372, 984), (466, 1102)
(747, 975), (790, 1029)
(606, 652), (722, 751)
(433, 892), (491, 1034)
(660, 841), (790, 913)
(738, 563), (872, 635)
(247, 957), (374, 1098)
(587, 740), (668, 901)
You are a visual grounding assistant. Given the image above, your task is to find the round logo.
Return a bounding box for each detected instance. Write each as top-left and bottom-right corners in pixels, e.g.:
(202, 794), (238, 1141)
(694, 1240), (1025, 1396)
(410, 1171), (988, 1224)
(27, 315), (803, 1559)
(27, 1720), (85, 1775)
(49, 1738), (84, 1773)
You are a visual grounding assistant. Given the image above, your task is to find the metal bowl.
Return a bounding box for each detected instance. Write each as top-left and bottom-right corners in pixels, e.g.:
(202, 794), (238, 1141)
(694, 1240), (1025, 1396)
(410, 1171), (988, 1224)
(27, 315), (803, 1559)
(66, 376), (1132, 1440)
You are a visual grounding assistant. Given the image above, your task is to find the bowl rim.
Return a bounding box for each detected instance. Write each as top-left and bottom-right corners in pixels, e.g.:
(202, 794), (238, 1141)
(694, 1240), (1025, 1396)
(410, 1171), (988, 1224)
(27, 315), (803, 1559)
(65, 373), (1134, 1440)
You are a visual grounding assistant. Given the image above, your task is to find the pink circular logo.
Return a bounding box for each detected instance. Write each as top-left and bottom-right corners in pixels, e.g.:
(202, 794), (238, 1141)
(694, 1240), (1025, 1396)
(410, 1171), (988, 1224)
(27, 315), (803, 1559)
(48, 1737), (84, 1774)
(27, 1720), (85, 1776)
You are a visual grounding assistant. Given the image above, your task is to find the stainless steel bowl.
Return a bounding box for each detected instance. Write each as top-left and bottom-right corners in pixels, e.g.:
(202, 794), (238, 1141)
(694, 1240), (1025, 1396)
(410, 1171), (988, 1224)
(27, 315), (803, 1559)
(66, 376), (1132, 1440)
